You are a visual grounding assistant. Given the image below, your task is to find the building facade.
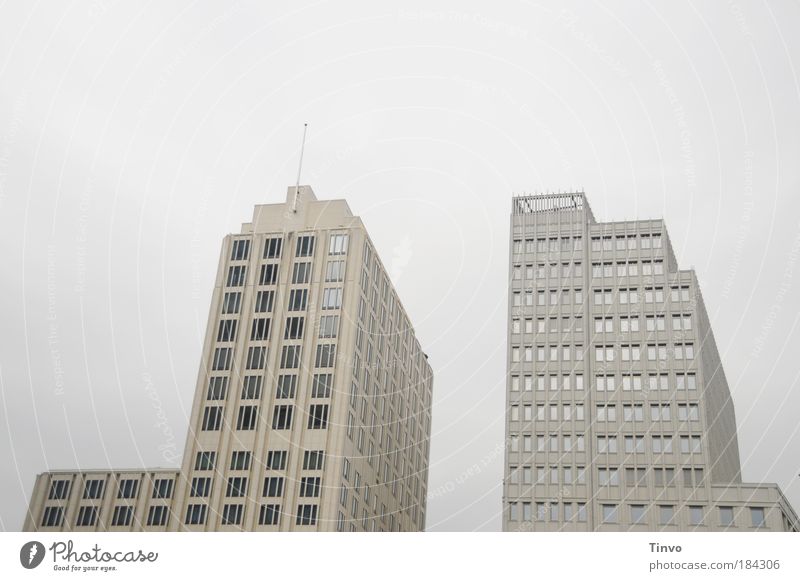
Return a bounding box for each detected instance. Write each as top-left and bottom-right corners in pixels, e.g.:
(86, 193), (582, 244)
(503, 192), (798, 532)
(24, 186), (434, 532)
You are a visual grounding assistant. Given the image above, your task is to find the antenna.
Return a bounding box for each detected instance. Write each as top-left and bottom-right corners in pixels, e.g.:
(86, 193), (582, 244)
(292, 123), (308, 213)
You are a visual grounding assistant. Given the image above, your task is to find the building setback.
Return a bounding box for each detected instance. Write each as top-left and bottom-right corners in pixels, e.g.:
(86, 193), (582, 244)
(24, 186), (434, 532)
(503, 192), (798, 532)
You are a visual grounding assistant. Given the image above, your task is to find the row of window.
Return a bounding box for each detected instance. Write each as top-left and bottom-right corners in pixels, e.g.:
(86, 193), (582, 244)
(41, 504), (172, 528)
(216, 314), (341, 345)
(211, 343), (337, 372)
(200, 403), (329, 431)
(230, 233), (349, 262)
(512, 236), (584, 254)
(511, 372), (697, 392)
(206, 373), (334, 402)
(187, 475), (321, 499)
(47, 478), (174, 501)
(591, 261), (664, 278)
(597, 434), (702, 454)
(507, 465), (706, 489)
(184, 503), (318, 526)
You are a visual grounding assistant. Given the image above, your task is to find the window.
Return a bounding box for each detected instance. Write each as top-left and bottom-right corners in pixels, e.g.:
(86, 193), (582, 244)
(322, 288), (343, 310)
(280, 345), (301, 369)
(719, 506), (734, 526)
(217, 319), (237, 342)
(231, 239), (250, 260)
(250, 317), (271, 341)
(283, 316), (304, 340)
(303, 450), (325, 470)
(689, 506), (704, 526)
(308, 404), (329, 429)
(146, 505), (168, 527)
(296, 504), (318, 525)
(329, 234), (349, 255)
(41, 506), (64, 527)
(191, 477), (212, 497)
(194, 452), (215, 471)
(325, 260), (345, 282)
(259, 504), (281, 525)
(222, 292), (241, 314)
(83, 479), (105, 499)
(288, 289), (308, 311)
(263, 237), (282, 259)
(750, 507), (766, 528)
(300, 477), (321, 497)
(659, 505), (674, 525)
(263, 477), (284, 497)
(221, 504), (243, 525)
(246, 346), (267, 370)
(292, 262), (312, 284)
(272, 405), (294, 429)
(211, 347), (232, 371)
(206, 376), (227, 400)
(311, 374), (332, 398)
(602, 504), (617, 524)
(236, 405), (258, 430)
(226, 265), (246, 287)
(75, 506), (98, 527)
(111, 506), (132, 527)
(241, 376), (262, 399)
(267, 450), (288, 470)
(225, 477), (248, 498)
(276, 375), (297, 399)
(319, 315), (338, 338)
(631, 505), (646, 524)
(254, 290), (274, 313)
(117, 479), (138, 499)
(185, 504), (207, 525)
(315, 344), (336, 368)
(49, 480), (70, 500)
(230, 451), (251, 471)
(296, 235), (315, 257)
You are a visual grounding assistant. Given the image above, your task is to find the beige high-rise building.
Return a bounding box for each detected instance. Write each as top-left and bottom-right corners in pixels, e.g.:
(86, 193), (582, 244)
(24, 186), (434, 532)
(503, 192), (798, 532)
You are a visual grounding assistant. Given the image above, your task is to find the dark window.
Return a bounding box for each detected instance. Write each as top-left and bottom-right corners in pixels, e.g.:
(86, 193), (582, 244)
(41, 506), (64, 527)
(292, 262), (312, 284)
(226, 477), (248, 498)
(246, 346), (267, 370)
(194, 452), (215, 471)
(226, 265), (247, 287)
(206, 376), (228, 400)
(146, 505), (168, 526)
(251, 318), (271, 341)
(221, 504), (243, 526)
(287, 289), (308, 311)
(83, 479), (104, 500)
(191, 477), (212, 497)
(48, 480), (70, 500)
(75, 506), (98, 527)
(254, 290), (274, 313)
(217, 319), (237, 342)
(201, 406), (223, 431)
(284, 317), (305, 340)
(263, 237), (282, 259)
(259, 504), (280, 525)
(241, 376), (262, 399)
(152, 479), (174, 499)
(266, 450), (287, 470)
(272, 405), (294, 430)
(296, 235), (315, 257)
(211, 347), (232, 371)
(117, 479), (139, 499)
(263, 477), (284, 497)
(296, 504), (318, 525)
(280, 345), (301, 369)
(230, 451), (251, 471)
(236, 405), (258, 430)
(259, 264), (278, 285)
(185, 504), (206, 525)
(276, 375), (297, 399)
(231, 239), (250, 261)
(111, 505), (133, 526)
(299, 477), (321, 497)
(303, 450), (325, 470)
(222, 292), (241, 314)
(308, 404), (329, 429)
(315, 344), (336, 368)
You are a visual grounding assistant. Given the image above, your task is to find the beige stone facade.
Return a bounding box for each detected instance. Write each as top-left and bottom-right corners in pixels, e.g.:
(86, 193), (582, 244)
(503, 192), (798, 531)
(24, 186), (433, 532)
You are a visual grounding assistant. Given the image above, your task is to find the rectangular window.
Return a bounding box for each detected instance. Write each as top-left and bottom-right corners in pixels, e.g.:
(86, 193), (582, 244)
(217, 319), (237, 342)
(292, 262), (312, 284)
(308, 404), (329, 429)
(311, 374), (333, 398)
(325, 260), (345, 282)
(236, 405), (258, 430)
(49, 480), (71, 500)
(266, 451), (288, 470)
(117, 479), (138, 499)
(259, 504), (280, 525)
(303, 450), (325, 470)
(41, 506), (65, 527)
(296, 504), (318, 526)
(263, 237), (282, 259)
(146, 505), (168, 527)
(322, 288), (343, 310)
(315, 344), (336, 368)
(193, 452), (215, 471)
(296, 235), (315, 257)
(246, 346), (267, 370)
(254, 290), (274, 313)
(319, 315), (339, 338)
(251, 318), (271, 341)
(226, 477), (248, 498)
(191, 477), (212, 497)
(226, 265), (247, 287)
(222, 292), (241, 314)
(185, 504), (207, 525)
(329, 234), (349, 255)
(280, 345), (301, 369)
(230, 451), (252, 471)
(288, 289), (308, 311)
(83, 479), (105, 500)
(211, 347), (232, 371)
(111, 505), (133, 526)
(231, 239), (250, 261)
(276, 375), (297, 399)
(300, 477), (321, 497)
(272, 405), (294, 430)
(283, 316), (304, 340)
(75, 506), (98, 527)
(241, 376), (262, 399)
(221, 504), (243, 526)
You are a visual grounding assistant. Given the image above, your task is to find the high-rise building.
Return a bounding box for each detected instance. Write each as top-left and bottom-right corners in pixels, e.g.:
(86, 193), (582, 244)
(503, 192), (798, 532)
(24, 186), (434, 532)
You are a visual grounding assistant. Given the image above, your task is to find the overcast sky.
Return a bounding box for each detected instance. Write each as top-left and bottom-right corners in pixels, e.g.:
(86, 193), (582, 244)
(1, 0), (799, 531)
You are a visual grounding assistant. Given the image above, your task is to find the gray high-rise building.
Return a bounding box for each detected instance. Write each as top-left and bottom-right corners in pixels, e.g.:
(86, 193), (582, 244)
(503, 192), (798, 531)
(24, 186), (434, 532)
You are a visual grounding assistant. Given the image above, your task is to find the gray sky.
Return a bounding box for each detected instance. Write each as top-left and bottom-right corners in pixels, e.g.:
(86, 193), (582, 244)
(1, 0), (799, 531)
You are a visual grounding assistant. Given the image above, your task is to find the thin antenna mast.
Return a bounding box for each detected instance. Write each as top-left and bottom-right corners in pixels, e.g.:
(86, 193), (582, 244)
(292, 123), (308, 213)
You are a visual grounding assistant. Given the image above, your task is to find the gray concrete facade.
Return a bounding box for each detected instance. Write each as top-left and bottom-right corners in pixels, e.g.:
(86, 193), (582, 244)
(503, 192), (798, 531)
